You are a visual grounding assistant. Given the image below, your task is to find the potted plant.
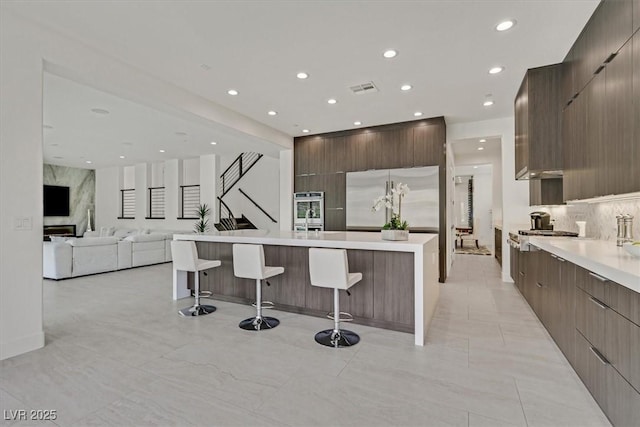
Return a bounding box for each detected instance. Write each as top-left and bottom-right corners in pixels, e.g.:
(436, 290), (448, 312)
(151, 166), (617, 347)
(194, 203), (211, 233)
(372, 183), (410, 241)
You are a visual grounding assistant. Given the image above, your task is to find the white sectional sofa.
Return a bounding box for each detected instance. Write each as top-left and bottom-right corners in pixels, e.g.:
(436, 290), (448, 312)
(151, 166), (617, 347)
(43, 228), (190, 279)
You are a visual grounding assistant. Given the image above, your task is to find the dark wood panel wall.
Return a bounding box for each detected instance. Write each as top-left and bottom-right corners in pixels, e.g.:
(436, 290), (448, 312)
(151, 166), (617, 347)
(293, 117), (447, 282)
(190, 242), (416, 333)
(560, 0), (640, 201)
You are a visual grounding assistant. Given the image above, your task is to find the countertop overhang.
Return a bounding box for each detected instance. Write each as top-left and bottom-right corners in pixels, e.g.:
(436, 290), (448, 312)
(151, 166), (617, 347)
(174, 230), (438, 253)
(529, 237), (640, 293)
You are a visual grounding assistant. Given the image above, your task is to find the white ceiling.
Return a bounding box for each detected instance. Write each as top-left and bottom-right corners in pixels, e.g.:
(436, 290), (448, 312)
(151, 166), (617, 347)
(43, 73), (283, 169)
(7, 0), (599, 168)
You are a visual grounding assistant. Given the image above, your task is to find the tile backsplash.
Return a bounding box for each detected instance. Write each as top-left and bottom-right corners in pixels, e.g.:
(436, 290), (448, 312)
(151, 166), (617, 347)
(537, 199), (640, 241)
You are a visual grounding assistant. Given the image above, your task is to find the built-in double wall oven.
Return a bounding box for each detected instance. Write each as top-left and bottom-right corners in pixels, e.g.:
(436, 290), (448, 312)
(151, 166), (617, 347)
(293, 192), (324, 231)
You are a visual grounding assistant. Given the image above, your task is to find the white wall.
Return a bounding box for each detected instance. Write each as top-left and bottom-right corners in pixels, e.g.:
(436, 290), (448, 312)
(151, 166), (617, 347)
(182, 158), (199, 186)
(0, 12), (45, 360)
(449, 118), (530, 282)
(0, 10), (291, 359)
(279, 150), (294, 231)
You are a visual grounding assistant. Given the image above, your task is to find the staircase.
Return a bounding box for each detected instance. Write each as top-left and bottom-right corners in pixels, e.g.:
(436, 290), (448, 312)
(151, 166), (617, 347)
(215, 152), (263, 230)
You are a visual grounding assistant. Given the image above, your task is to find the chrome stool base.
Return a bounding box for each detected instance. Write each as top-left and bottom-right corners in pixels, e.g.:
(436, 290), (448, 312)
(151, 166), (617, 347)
(179, 304), (217, 317)
(239, 316), (279, 331)
(314, 329), (360, 348)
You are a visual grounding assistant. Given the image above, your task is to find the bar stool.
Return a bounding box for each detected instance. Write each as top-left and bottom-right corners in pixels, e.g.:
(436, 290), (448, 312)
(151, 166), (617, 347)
(171, 240), (221, 317)
(308, 248), (362, 348)
(232, 244), (284, 331)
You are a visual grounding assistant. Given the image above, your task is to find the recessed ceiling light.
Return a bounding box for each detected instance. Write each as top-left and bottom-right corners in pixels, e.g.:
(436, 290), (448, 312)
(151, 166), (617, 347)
(483, 100), (494, 107)
(478, 147), (485, 151)
(43, 124), (53, 129)
(479, 138), (486, 142)
(210, 141), (217, 145)
(414, 112), (423, 117)
(119, 155), (125, 159)
(297, 72), (309, 79)
(489, 66), (504, 74)
(327, 99), (337, 104)
(354, 121), (362, 126)
(227, 89), (239, 96)
(268, 110), (278, 116)
(383, 49), (398, 59)
(91, 108), (110, 115)
(496, 20), (516, 32)
(159, 149), (166, 153)
(175, 131), (187, 136)
(86, 160), (92, 164)
(401, 84), (412, 91)
(473, 166), (478, 169)
(302, 129), (310, 133)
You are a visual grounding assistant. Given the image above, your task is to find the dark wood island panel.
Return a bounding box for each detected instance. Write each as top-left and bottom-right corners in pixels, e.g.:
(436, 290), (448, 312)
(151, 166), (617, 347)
(189, 242), (415, 333)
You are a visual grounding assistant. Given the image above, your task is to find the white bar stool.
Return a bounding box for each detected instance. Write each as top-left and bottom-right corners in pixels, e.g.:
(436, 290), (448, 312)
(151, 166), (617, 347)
(171, 240), (221, 317)
(232, 244), (284, 331)
(308, 248), (362, 348)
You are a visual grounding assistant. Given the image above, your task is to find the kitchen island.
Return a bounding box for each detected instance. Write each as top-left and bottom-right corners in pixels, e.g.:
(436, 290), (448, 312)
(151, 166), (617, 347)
(173, 230), (439, 346)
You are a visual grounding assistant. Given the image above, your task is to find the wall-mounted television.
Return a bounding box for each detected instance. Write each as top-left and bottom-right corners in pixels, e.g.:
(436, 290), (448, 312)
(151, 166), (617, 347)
(43, 185), (70, 216)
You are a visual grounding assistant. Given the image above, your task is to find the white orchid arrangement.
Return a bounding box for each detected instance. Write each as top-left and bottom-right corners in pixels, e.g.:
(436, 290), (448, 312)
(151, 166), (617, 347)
(372, 182), (410, 230)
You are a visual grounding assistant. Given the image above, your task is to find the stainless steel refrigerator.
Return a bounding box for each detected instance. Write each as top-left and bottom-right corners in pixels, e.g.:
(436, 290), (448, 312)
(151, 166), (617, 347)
(346, 166), (439, 232)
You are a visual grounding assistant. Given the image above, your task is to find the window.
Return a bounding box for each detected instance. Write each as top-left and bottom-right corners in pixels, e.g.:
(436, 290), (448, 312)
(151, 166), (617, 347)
(147, 187), (165, 219)
(119, 189), (135, 219)
(179, 185), (200, 219)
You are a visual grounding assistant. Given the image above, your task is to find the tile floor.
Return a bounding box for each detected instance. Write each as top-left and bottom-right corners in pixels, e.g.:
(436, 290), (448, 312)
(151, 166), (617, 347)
(0, 254), (611, 426)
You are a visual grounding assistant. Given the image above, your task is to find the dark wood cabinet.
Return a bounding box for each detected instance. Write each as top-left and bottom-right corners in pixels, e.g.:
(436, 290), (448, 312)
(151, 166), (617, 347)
(635, 0), (640, 32)
(494, 228), (502, 266)
(370, 127), (413, 169)
(601, 0), (634, 63)
(509, 244), (519, 285)
(520, 250), (640, 427)
(605, 308), (640, 392)
(529, 178), (563, 206)
(562, 91), (582, 201)
(574, 329), (609, 413)
(345, 132), (371, 172)
(633, 31), (640, 193)
(604, 38), (635, 196)
(413, 122), (444, 167)
(323, 135), (347, 173)
(559, 4), (639, 201)
(514, 64), (563, 180)
(585, 70), (606, 198)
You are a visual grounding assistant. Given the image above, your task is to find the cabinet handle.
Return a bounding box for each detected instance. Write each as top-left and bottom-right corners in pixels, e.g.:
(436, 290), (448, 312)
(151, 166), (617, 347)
(557, 257), (565, 263)
(536, 282), (543, 288)
(519, 271), (525, 276)
(550, 254), (558, 259)
(589, 296), (608, 310)
(589, 346), (610, 365)
(588, 272), (609, 283)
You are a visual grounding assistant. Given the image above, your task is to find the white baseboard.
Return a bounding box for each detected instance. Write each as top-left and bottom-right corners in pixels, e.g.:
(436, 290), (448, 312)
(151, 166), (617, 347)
(0, 331), (44, 360)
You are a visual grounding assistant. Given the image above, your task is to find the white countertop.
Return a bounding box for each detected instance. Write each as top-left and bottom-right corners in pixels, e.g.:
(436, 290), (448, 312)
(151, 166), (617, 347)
(174, 230), (438, 253)
(529, 237), (640, 293)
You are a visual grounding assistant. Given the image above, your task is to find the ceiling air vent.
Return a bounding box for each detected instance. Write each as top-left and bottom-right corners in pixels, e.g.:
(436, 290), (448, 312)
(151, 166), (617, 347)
(349, 81), (378, 95)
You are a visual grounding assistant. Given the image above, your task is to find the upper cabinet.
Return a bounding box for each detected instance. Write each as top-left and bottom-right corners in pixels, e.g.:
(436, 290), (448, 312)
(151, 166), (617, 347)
(563, 26), (640, 201)
(514, 64), (563, 180)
